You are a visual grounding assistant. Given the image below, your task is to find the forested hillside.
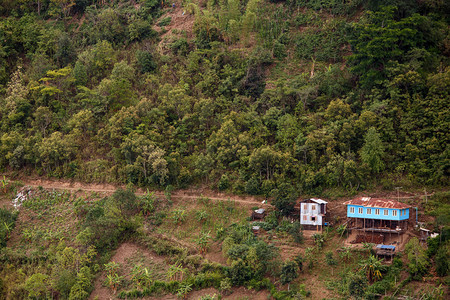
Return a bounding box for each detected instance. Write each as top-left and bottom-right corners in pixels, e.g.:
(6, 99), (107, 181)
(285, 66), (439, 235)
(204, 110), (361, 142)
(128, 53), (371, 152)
(0, 0), (449, 198)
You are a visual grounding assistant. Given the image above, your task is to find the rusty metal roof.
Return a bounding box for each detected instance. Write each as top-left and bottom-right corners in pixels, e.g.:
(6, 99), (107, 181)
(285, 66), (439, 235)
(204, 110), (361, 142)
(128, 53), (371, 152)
(343, 197), (411, 209)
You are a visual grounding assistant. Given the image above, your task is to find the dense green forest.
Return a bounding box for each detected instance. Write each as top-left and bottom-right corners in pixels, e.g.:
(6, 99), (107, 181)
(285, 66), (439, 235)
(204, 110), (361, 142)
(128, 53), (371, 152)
(0, 0), (448, 197)
(0, 1), (449, 298)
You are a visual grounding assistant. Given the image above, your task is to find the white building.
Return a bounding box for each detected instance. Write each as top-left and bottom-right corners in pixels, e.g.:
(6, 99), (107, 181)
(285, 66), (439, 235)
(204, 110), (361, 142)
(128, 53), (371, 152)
(299, 198), (328, 230)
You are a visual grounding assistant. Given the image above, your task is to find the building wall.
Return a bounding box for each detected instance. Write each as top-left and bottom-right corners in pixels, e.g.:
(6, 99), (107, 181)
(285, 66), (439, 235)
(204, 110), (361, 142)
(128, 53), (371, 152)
(347, 205), (409, 221)
(300, 202), (323, 226)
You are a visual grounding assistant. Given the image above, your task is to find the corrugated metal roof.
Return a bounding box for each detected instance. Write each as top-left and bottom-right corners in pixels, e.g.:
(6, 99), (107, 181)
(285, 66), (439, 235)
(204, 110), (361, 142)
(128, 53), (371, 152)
(300, 198), (328, 204)
(254, 208), (265, 214)
(343, 197), (410, 209)
(377, 244), (396, 250)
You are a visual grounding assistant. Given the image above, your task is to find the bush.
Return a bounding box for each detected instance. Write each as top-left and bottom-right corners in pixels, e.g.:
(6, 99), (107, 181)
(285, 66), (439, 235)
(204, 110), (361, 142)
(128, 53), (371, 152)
(289, 221), (303, 244)
(0, 208), (18, 248)
(157, 17), (171, 27)
(325, 251), (337, 266)
(226, 259), (253, 285)
(218, 174), (230, 191)
(169, 38), (190, 56)
(219, 277), (232, 295)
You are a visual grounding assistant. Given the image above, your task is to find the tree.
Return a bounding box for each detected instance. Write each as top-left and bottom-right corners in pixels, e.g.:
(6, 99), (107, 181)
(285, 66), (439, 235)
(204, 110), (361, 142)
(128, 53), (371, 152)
(54, 33), (75, 67)
(249, 146), (285, 181)
(32, 106), (53, 137)
(1, 66), (30, 128)
(24, 273), (49, 299)
(270, 182), (298, 216)
(98, 61), (135, 111)
(49, 0), (76, 18)
(280, 260), (298, 291)
(38, 131), (78, 173)
(360, 127), (385, 173)
(119, 132), (168, 185)
(348, 6), (438, 89)
(136, 50), (157, 73)
(405, 237), (429, 279)
(358, 255), (383, 282)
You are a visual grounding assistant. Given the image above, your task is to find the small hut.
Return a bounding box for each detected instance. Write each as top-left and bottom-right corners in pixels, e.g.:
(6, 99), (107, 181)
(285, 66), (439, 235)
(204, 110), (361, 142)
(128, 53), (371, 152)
(375, 244), (396, 261)
(252, 208), (266, 220)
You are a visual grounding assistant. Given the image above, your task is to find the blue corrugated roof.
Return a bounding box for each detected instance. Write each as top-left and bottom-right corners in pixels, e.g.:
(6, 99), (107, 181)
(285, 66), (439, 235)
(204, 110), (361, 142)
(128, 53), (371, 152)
(376, 244), (396, 250)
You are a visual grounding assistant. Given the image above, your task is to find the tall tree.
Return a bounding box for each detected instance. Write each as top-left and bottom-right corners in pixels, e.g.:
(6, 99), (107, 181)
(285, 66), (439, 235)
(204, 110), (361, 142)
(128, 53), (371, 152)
(360, 127), (385, 173)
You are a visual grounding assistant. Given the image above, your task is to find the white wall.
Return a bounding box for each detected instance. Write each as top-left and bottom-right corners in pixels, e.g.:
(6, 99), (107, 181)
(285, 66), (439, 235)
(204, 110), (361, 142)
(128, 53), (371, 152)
(300, 202), (323, 226)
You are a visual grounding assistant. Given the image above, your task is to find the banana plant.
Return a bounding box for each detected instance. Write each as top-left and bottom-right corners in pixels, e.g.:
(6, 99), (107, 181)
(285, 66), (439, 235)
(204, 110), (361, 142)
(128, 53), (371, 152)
(1, 176), (9, 194)
(106, 274), (122, 294)
(3, 222), (14, 239)
(176, 283), (192, 299)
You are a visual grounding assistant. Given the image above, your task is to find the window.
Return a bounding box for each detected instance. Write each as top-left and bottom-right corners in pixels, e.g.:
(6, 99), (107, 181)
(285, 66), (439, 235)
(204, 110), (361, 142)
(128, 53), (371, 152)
(350, 207), (355, 214)
(311, 216), (316, 222)
(303, 215), (307, 221)
(367, 208), (372, 214)
(384, 210), (389, 216)
(304, 204), (307, 210)
(312, 205), (316, 210)
(375, 209), (380, 215)
(392, 210), (397, 216)
(358, 207), (363, 214)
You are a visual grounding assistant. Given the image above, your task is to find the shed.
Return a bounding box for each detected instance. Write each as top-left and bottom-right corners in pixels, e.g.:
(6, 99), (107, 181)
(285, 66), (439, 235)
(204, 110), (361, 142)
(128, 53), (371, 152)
(376, 244), (396, 261)
(252, 208), (266, 220)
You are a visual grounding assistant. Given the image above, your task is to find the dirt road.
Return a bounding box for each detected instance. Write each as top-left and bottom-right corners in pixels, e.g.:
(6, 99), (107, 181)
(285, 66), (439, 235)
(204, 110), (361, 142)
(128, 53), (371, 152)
(17, 178), (270, 208)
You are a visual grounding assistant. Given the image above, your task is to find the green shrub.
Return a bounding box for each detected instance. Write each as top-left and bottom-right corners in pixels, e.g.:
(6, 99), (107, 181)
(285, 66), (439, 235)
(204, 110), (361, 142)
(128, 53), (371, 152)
(0, 208), (18, 248)
(289, 221), (303, 244)
(245, 177), (260, 195)
(226, 259), (253, 285)
(325, 251), (337, 266)
(169, 38), (190, 56)
(158, 17), (171, 27)
(218, 174), (230, 191)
